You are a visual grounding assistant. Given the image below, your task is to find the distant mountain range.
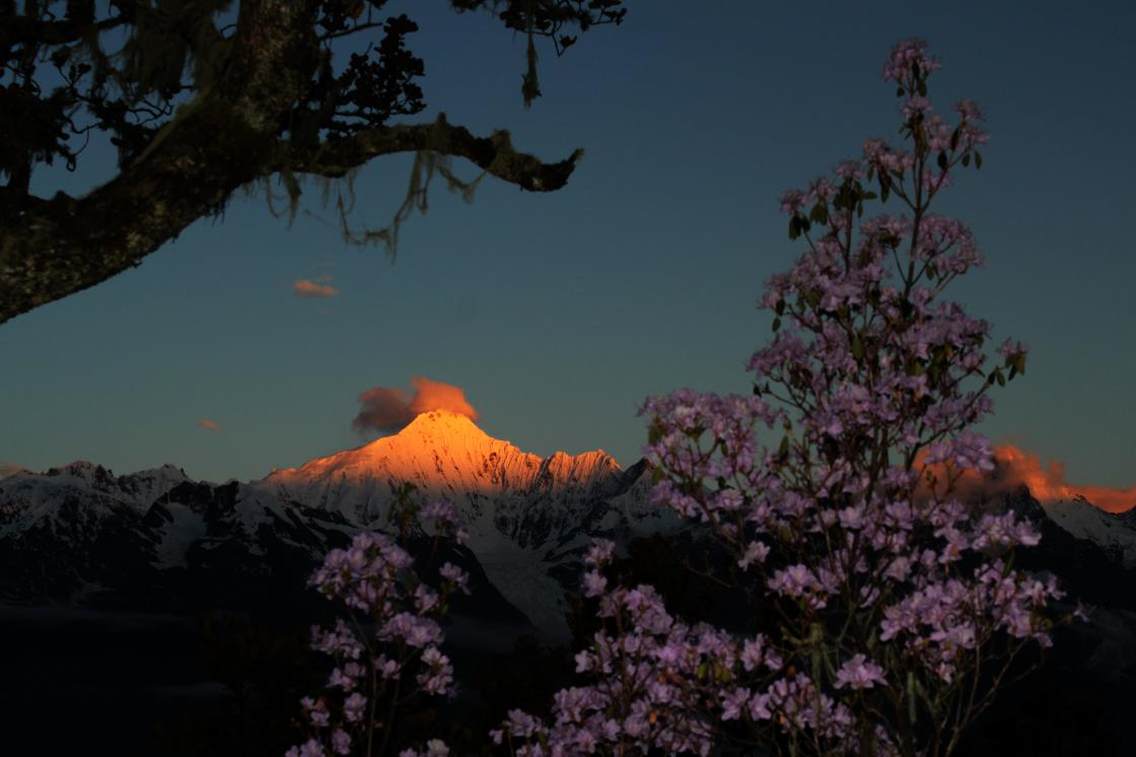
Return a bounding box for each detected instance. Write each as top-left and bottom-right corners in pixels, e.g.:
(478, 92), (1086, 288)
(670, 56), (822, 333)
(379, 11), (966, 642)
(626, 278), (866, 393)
(0, 411), (680, 641)
(2, 410), (1133, 642)
(3, 414), (1133, 755)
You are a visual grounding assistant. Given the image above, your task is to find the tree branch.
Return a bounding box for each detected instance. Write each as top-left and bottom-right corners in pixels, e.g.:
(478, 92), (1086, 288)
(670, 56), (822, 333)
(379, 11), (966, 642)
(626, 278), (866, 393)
(0, 13), (130, 50)
(0, 110), (583, 327)
(0, 1), (585, 326)
(277, 112), (583, 193)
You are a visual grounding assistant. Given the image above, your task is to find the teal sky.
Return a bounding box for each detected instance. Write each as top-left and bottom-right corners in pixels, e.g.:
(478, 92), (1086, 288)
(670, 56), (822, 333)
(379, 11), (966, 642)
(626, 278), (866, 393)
(2, 1), (1133, 491)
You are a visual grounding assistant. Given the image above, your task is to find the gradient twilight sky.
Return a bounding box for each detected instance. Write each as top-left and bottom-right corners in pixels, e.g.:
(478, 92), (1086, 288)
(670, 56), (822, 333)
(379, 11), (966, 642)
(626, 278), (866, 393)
(1, 1), (1133, 490)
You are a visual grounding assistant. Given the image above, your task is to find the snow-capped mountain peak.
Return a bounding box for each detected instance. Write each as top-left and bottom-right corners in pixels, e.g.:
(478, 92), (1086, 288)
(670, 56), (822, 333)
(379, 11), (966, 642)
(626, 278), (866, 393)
(259, 410), (626, 521)
(252, 410), (663, 638)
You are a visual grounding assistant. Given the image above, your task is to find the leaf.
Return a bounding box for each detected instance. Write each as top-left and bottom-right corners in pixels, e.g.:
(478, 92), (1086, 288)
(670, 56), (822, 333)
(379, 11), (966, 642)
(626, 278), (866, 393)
(975, 151), (983, 170)
(937, 151), (948, 170)
(772, 317), (781, 332)
(809, 203), (828, 225)
(962, 153), (971, 167)
(852, 333), (864, 360)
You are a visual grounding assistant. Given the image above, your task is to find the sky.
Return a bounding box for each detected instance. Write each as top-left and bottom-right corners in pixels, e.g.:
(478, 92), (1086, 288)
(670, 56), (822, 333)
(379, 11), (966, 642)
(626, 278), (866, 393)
(1, 1), (1133, 499)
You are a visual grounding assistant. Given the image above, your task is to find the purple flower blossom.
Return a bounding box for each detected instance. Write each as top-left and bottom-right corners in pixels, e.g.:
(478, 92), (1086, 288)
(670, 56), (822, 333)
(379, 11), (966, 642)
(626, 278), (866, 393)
(330, 729), (351, 756)
(585, 539), (616, 567)
(343, 692), (366, 723)
(834, 654), (887, 689)
(902, 95), (933, 121)
(737, 540), (770, 570)
(882, 38), (941, 84)
(438, 562), (470, 594)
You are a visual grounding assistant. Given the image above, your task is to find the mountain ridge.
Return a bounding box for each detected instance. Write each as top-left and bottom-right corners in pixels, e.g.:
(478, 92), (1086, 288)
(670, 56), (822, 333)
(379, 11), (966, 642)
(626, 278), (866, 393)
(0, 412), (669, 640)
(261, 410), (623, 515)
(3, 417), (1133, 639)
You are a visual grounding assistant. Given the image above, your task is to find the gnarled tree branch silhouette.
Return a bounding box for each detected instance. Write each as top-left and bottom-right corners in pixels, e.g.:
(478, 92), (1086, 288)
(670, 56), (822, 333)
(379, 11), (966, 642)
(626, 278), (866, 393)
(0, 0), (625, 325)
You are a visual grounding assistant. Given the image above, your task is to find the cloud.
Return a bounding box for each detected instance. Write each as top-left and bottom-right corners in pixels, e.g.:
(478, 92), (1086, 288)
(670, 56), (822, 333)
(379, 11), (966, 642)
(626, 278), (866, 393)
(197, 418), (221, 432)
(0, 462), (27, 479)
(912, 443), (1136, 514)
(293, 278), (340, 298)
(352, 377), (479, 433)
(352, 387), (414, 433)
(406, 377), (479, 420)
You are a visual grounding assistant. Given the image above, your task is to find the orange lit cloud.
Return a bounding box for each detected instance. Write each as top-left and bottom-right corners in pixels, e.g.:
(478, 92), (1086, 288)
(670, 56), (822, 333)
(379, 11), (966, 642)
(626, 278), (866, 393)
(0, 462), (27, 479)
(197, 418), (221, 432)
(353, 377), (479, 433)
(912, 443), (1136, 514)
(293, 278), (339, 298)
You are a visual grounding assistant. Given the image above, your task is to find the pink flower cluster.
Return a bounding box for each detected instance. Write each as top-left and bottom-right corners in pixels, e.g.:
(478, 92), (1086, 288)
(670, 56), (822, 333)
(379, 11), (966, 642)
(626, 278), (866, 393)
(882, 38), (941, 85)
(495, 40), (1076, 756)
(287, 501), (470, 757)
(495, 539), (911, 755)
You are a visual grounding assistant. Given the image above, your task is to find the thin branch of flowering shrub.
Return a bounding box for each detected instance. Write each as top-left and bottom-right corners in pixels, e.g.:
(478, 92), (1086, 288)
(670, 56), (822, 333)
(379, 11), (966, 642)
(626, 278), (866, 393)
(287, 499), (469, 757)
(494, 39), (1084, 757)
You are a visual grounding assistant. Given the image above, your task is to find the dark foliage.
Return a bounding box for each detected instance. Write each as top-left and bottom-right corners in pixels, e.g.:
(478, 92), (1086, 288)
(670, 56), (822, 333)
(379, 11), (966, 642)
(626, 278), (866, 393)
(0, 1), (624, 325)
(0, 0), (625, 199)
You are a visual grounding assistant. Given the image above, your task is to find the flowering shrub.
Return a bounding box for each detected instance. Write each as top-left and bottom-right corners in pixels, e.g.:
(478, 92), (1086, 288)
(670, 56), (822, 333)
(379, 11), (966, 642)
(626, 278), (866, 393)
(286, 497), (469, 757)
(491, 39), (1079, 756)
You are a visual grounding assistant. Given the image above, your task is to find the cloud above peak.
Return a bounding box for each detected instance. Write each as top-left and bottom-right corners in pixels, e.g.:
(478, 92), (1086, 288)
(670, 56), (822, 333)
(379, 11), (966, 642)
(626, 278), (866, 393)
(197, 418), (221, 432)
(988, 444), (1136, 513)
(294, 278), (339, 298)
(353, 377), (479, 434)
(913, 442), (1136, 514)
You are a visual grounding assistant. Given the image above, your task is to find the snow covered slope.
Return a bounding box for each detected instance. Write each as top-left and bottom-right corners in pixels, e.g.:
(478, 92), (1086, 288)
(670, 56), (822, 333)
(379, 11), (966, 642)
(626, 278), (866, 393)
(1040, 495), (1136, 568)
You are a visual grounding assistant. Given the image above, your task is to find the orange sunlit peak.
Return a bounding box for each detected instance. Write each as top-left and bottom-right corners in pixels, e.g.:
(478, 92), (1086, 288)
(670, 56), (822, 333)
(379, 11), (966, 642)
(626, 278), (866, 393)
(396, 409), (486, 436)
(362, 409), (500, 458)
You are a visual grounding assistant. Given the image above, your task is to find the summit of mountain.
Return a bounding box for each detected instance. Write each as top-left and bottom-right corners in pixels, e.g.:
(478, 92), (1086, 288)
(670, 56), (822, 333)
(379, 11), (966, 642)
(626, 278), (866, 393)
(258, 410), (626, 525)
